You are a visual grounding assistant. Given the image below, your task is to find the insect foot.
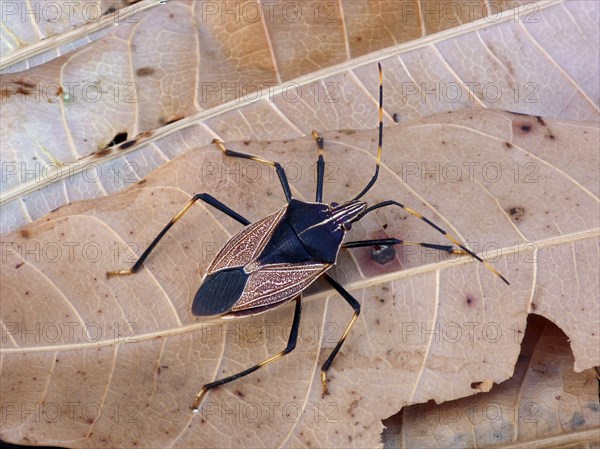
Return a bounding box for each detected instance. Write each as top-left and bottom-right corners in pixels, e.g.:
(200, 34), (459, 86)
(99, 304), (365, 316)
(191, 387), (208, 413)
(106, 269), (133, 278)
(321, 371), (329, 397)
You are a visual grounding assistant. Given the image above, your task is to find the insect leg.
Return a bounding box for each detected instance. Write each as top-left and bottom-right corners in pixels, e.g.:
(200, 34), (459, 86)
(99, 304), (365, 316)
(312, 130), (325, 202)
(357, 201), (509, 284)
(212, 139), (293, 203)
(343, 238), (468, 255)
(106, 193), (250, 278)
(320, 274), (360, 396)
(192, 296), (302, 412)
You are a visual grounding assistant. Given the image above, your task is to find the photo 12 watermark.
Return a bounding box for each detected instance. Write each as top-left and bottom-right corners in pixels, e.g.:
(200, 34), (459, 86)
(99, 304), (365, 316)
(1, 1), (149, 25)
(195, 1), (539, 26)
(400, 161), (540, 184)
(2, 160), (141, 186)
(197, 399), (339, 424)
(1, 81), (138, 104)
(198, 1), (340, 25)
(1, 321), (138, 345)
(400, 399), (541, 425)
(400, 320), (526, 345)
(200, 81), (340, 105)
(401, 81), (539, 105)
(1, 400), (139, 424)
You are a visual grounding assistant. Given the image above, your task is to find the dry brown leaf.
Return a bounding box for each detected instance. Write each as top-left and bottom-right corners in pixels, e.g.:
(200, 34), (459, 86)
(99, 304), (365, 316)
(382, 314), (600, 449)
(1, 110), (598, 448)
(2, 1), (599, 234)
(1, 1), (599, 448)
(0, 0), (513, 75)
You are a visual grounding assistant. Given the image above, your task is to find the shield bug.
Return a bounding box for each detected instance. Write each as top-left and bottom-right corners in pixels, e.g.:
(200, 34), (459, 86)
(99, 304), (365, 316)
(107, 64), (509, 412)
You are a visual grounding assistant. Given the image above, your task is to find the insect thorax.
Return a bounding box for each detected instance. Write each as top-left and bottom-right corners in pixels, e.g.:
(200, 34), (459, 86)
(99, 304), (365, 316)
(269, 199), (365, 264)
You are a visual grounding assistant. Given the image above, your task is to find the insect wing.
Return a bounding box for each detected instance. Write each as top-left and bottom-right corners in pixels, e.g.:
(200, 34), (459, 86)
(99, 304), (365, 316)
(206, 206), (286, 275)
(231, 262), (330, 312)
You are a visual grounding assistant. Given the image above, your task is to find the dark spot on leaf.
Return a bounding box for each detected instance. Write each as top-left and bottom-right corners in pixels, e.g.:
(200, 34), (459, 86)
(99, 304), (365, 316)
(536, 116), (546, 126)
(103, 5), (117, 15)
(94, 149), (112, 158)
(371, 244), (396, 265)
(466, 296), (474, 305)
(505, 142), (513, 148)
(119, 140), (136, 150)
(235, 390), (245, 398)
(160, 114), (184, 125)
(20, 229), (30, 239)
(521, 124), (532, 132)
(571, 411), (585, 427)
(138, 179), (147, 185)
(508, 206), (526, 221)
(392, 113), (399, 123)
(136, 67), (155, 77)
(15, 262), (24, 269)
(1, 80), (36, 99)
(104, 132), (128, 149)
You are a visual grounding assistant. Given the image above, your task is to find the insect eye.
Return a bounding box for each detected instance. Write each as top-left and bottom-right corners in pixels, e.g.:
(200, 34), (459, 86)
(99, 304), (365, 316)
(330, 202), (339, 208)
(342, 222), (352, 231)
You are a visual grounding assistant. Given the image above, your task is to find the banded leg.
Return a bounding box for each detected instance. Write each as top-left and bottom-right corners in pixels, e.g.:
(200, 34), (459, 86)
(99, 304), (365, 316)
(357, 201), (510, 285)
(106, 193), (250, 278)
(192, 296), (302, 412)
(213, 139), (293, 202)
(343, 238), (469, 255)
(320, 274), (360, 396)
(313, 130), (325, 202)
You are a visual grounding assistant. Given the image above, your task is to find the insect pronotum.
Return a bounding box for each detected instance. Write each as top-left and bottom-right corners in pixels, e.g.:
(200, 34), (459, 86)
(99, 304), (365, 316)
(107, 64), (509, 412)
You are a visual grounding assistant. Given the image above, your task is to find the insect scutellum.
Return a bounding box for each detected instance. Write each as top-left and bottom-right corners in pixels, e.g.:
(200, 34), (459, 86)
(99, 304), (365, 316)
(106, 63), (509, 413)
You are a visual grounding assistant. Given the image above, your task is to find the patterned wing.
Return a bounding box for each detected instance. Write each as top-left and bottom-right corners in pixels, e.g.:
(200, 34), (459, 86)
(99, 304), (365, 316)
(231, 262), (331, 312)
(206, 206), (286, 275)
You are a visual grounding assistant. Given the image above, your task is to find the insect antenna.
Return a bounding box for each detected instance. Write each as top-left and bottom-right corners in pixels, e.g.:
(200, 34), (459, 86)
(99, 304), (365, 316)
(352, 62), (383, 201)
(313, 130), (325, 202)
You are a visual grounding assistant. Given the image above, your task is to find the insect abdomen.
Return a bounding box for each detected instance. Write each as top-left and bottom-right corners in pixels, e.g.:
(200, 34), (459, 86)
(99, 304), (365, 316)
(192, 267), (248, 316)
